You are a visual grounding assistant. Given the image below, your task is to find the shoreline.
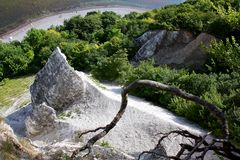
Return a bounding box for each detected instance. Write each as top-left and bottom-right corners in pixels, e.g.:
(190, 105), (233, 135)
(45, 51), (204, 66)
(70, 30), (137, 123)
(0, 4), (148, 40)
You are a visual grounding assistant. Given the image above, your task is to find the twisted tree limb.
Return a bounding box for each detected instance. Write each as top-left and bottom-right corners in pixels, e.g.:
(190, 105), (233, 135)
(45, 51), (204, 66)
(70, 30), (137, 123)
(71, 80), (239, 159)
(139, 129), (240, 160)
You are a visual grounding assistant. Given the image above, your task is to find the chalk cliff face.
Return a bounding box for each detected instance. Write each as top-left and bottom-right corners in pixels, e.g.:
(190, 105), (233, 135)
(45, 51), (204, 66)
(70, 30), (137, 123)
(134, 30), (215, 69)
(30, 47), (85, 111)
(26, 47), (87, 136)
(25, 103), (57, 136)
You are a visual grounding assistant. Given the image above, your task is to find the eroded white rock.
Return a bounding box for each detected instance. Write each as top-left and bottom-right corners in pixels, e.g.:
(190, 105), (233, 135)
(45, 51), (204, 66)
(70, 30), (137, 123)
(30, 47), (85, 111)
(26, 47), (87, 136)
(25, 103), (57, 136)
(134, 30), (215, 69)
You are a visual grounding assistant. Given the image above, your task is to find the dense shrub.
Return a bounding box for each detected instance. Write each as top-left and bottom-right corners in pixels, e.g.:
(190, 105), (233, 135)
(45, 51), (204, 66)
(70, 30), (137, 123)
(206, 37), (240, 72)
(91, 49), (132, 81)
(0, 43), (34, 78)
(60, 41), (100, 71)
(24, 29), (65, 71)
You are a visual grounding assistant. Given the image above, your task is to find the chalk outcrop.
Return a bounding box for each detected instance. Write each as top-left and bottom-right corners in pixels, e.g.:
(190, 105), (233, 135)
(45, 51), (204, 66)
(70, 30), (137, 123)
(26, 47), (86, 136)
(134, 30), (215, 69)
(30, 47), (85, 111)
(25, 103), (57, 136)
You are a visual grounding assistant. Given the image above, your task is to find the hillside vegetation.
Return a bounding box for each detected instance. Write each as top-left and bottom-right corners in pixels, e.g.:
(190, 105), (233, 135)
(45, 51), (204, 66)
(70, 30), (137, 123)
(0, 0), (240, 146)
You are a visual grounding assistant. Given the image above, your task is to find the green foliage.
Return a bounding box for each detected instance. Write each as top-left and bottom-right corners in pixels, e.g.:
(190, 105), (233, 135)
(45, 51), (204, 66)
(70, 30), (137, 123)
(170, 98), (206, 124)
(62, 11), (122, 43)
(152, 2), (217, 33)
(64, 13), (102, 42)
(0, 65), (3, 81)
(60, 41), (100, 71)
(115, 61), (240, 145)
(0, 42), (34, 78)
(99, 140), (111, 148)
(150, 0), (240, 38)
(92, 49), (132, 81)
(206, 37), (240, 72)
(24, 29), (45, 51)
(58, 111), (72, 120)
(119, 61), (187, 105)
(227, 106), (240, 145)
(120, 12), (151, 37)
(101, 11), (121, 29)
(177, 73), (218, 96)
(23, 29), (65, 71)
(208, 5), (240, 38)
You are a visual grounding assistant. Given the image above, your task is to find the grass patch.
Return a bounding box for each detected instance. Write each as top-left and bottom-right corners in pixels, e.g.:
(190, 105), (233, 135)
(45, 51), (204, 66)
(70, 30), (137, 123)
(0, 75), (34, 108)
(98, 140), (111, 148)
(58, 111), (72, 120)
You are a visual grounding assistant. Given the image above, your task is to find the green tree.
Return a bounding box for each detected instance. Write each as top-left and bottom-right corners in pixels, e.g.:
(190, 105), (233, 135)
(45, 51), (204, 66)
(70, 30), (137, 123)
(206, 37), (240, 72)
(0, 43), (34, 77)
(91, 49), (132, 81)
(24, 29), (64, 71)
(60, 41), (100, 71)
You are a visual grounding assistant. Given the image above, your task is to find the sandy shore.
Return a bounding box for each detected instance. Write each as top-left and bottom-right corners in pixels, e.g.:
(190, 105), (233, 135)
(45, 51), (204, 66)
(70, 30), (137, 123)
(0, 5), (147, 42)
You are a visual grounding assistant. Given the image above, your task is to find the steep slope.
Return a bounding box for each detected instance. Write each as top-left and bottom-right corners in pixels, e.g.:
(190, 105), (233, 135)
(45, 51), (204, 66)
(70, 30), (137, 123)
(5, 48), (216, 159)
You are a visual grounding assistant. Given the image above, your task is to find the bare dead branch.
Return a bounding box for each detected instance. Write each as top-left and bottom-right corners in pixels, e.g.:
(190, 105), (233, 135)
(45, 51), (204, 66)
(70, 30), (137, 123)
(138, 151), (180, 160)
(141, 129), (240, 160)
(78, 126), (106, 138)
(183, 133), (210, 160)
(197, 141), (215, 160)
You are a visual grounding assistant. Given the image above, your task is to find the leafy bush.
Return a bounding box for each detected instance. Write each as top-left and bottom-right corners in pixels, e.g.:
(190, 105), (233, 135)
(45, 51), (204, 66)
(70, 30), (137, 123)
(206, 37), (240, 72)
(23, 29), (65, 71)
(0, 43), (34, 77)
(60, 41), (100, 71)
(91, 49), (132, 81)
